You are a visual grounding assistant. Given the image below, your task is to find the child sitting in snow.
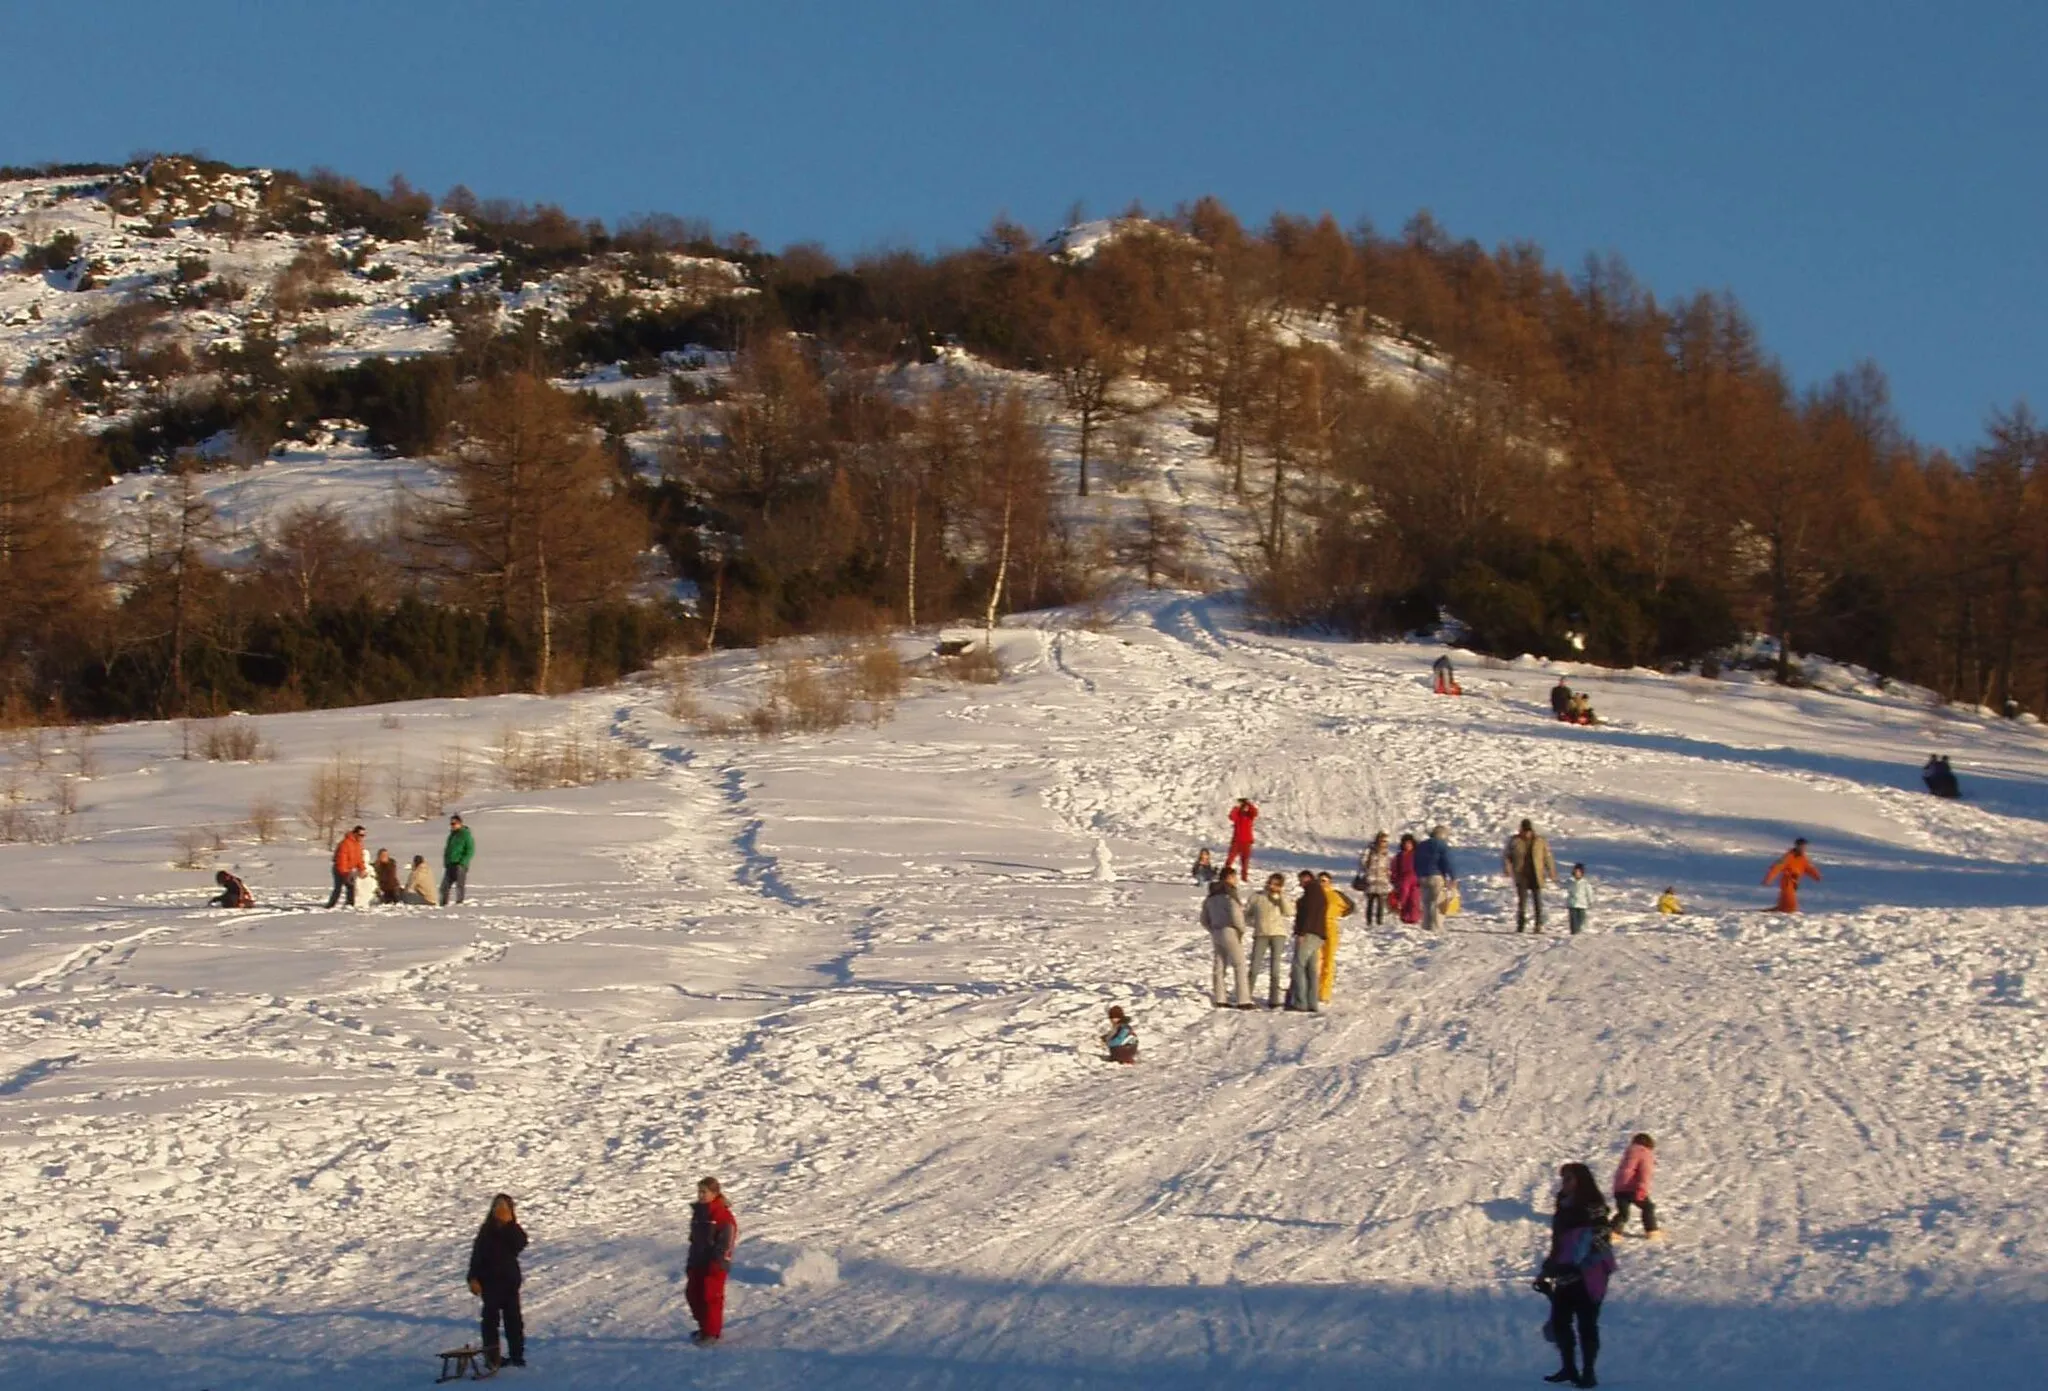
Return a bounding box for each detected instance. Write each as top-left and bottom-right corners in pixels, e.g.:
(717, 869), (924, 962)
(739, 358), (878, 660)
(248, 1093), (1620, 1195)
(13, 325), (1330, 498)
(1566, 864), (1595, 934)
(213, 869), (254, 909)
(1102, 1006), (1138, 1064)
(1191, 848), (1218, 884)
(1655, 887), (1682, 915)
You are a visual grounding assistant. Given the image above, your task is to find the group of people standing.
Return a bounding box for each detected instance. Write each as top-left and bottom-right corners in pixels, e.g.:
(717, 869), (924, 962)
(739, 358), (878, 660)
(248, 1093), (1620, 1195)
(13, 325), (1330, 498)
(208, 814), (480, 910)
(1197, 865), (1356, 1012)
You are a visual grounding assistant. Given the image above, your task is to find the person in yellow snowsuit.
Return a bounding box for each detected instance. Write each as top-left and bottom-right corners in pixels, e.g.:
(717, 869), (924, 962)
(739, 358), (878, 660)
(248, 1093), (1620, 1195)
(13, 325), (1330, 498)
(1763, 839), (1820, 912)
(1315, 871), (1356, 1003)
(1655, 887), (1683, 915)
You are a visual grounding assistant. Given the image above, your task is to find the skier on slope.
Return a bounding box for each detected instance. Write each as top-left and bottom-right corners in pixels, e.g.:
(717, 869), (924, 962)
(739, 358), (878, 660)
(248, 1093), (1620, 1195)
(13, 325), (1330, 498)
(686, 1177), (740, 1345)
(466, 1193), (528, 1371)
(1224, 798), (1258, 879)
(1535, 1162), (1617, 1388)
(1762, 838), (1820, 912)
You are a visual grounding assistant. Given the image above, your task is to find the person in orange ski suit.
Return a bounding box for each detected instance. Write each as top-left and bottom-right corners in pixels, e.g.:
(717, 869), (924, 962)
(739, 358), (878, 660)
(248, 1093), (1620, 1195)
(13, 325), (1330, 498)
(1763, 838), (1820, 912)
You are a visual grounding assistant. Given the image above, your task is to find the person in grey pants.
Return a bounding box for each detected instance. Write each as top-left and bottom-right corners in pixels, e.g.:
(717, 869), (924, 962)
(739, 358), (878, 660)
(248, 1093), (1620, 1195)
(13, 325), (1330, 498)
(1201, 870), (1252, 1008)
(1244, 872), (1292, 1008)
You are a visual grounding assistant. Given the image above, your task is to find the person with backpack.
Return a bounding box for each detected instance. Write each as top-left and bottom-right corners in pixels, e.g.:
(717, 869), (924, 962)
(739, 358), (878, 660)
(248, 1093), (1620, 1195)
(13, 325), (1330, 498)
(441, 814), (476, 906)
(1102, 1005), (1138, 1063)
(1286, 870), (1328, 1012)
(1609, 1133), (1659, 1238)
(686, 1177), (739, 1345)
(1354, 831), (1391, 925)
(1244, 872), (1292, 1008)
(1224, 799), (1258, 879)
(1201, 869), (1251, 1008)
(1566, 864), (1596, 934)
(1503, 819), (1559, 933)
(466, 1193), (528, 1371)
(1413, 825), (1457, 932)
(212, 869), (254, 909)
(326, 826), (366, 908)
(1535, 1162), (1616, 1387)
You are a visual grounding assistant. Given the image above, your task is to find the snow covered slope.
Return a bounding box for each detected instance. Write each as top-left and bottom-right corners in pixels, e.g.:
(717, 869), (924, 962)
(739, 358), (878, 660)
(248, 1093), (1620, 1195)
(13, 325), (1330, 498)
(3, 596), (2046, 1389)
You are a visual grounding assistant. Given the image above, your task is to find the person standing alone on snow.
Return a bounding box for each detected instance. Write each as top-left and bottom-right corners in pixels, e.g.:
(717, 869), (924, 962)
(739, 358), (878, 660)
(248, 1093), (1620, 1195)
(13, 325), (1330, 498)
(1355, 831), (1392, 925)
(1202, 868), (1252, 1008)
(1537, 1163), (1616, 1387)
(1609, 1133), (1659, 1239)
(1504, 819), (1559, 933)
(441, 814), (476, 906)
(1566, 864), (1595, 934)
(327, 825), (366, 908)
(686, 1177), (739, 1345)
(1763, 837), (1819, 912)
(1224, 798), (1258, 879)
(1413, 825), (1457, 932)
(466, 1193), (528, 1371)
(1245, 872), (1292, 1008)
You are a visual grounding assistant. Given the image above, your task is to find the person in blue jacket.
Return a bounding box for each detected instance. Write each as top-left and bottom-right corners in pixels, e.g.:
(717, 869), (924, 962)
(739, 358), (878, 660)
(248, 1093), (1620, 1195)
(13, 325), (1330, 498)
(1413, 824), (1458, 932)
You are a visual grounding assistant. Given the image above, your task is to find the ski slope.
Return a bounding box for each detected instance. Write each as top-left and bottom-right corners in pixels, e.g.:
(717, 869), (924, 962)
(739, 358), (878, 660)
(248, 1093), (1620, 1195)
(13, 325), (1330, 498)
(3, 599), (2047, 1389)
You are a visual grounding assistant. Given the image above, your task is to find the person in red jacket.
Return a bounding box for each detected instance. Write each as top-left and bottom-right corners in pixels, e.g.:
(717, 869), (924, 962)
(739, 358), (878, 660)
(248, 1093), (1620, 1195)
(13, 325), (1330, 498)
(686, 1177), (739, 1345)
(326, 825), (367, 908)
(1224, 798), (1258, 878)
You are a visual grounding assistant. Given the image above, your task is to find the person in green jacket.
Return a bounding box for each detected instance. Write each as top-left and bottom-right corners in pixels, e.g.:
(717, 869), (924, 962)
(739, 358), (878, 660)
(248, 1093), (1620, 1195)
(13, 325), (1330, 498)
(441, 814), (476, 905)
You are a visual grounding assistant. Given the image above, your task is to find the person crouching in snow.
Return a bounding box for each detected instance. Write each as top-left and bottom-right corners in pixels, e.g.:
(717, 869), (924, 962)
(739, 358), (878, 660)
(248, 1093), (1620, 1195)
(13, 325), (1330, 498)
(213, 869), (254, 908)
(373, 848), (402, 905)
(1103, 1005), (1138, 1062)
(1566, 864), (1595, 934)
(1610, 1134), (1659, 1238)
(402, 855), (436, 905)
(687, 1178), (739, 1345)
(466, 1193), (528, 1370)
(1432, 653), (1462, 695)
(1537, 1163), (1616, 1387)
(1191, 847), (1218, 883)
(1655, 886), (1682, 915)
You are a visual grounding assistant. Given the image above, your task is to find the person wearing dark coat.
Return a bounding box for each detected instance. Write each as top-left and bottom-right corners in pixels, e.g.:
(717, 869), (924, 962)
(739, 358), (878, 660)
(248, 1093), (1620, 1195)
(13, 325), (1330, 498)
(687, 1177), (740, 1344)
(1922, 755), (1960, 799)
(212, 869), (253, 908)
(1287, 871), (1329, 1012)
(1551, 678), (1574, 720)
(466, 1193), (528, 1369)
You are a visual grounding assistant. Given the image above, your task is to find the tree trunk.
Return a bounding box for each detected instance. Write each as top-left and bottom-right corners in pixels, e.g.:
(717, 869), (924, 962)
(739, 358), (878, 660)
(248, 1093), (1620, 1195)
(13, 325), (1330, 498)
(704, 562), (724, 654)
(905, 502), (919, 628)
(984, 492), (1013, 644)
(1077, 401), (1093, 498)
(536, 545), (552, 695)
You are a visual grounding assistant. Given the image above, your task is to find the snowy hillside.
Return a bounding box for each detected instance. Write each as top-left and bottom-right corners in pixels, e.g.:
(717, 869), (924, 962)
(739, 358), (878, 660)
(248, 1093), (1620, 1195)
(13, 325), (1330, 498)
(4, 593), (2047, 1389)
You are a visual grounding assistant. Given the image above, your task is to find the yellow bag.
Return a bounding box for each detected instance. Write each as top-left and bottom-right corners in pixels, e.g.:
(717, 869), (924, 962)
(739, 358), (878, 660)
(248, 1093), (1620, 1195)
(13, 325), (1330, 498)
(1443, 886), (1462, 916)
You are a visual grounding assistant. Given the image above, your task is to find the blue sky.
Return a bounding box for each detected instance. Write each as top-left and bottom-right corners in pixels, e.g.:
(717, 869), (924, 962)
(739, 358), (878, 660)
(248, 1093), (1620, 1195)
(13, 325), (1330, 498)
(5, 1), (2041, 453)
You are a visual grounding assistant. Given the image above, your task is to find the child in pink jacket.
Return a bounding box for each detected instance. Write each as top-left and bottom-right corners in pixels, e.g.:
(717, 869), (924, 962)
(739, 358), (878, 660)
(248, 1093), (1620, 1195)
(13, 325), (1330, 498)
(1610, 1133), (1659, 1238)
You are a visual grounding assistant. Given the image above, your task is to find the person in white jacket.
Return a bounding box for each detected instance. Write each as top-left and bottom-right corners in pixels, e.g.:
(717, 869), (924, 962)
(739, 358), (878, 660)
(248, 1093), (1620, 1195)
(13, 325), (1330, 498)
(1200, 869), (1251, 1008)
(1244, 872), (1293, 1008)
(1566, 863), (1595, 935)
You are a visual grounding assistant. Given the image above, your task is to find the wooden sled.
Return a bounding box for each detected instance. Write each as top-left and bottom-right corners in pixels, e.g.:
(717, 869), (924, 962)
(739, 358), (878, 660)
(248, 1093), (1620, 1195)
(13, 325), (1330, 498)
(436, 1345), (495, 1381)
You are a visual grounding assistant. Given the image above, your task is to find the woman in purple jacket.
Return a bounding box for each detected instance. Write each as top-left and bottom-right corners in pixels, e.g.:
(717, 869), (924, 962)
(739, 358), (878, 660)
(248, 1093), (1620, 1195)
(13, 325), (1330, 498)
(1537, 1162), (1617, 1387)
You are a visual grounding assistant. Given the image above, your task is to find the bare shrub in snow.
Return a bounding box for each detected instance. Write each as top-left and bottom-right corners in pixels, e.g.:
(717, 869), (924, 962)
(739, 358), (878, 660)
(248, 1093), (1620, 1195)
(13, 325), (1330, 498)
(418, 745), (472, 818)
(941, 645), (1005, 685)
(245, 796), (284, 843)
(173, 824), (225, 870)
(199, 719), (268, 762)
(301, 755), (367, 843)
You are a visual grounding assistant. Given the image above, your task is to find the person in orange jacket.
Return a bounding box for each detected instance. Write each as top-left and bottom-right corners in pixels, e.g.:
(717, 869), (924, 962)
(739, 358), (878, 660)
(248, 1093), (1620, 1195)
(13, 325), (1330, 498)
(1763, 838), (1820, 912)
(327, 824), (367, 908)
